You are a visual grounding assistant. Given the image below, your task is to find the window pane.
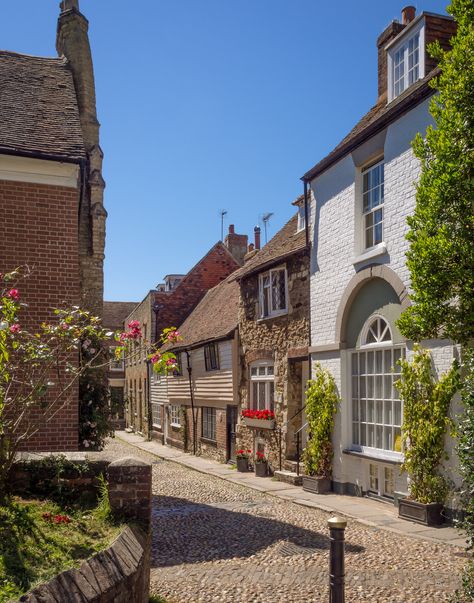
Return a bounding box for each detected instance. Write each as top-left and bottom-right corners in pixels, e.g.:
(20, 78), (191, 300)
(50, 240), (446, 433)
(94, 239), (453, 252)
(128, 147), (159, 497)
(258, 382), (266, 410)
(267, 366), (274, 375)
(252, 382), (258, 409)
(375, 351), (383, 373)
(376, 425), (383, 449)
(352, 376), (359, 398)
(258, 367), (266, 376)
(376, 400), (383, 423)
(352, 399), (359, 421)
(269, 381), (275, 411)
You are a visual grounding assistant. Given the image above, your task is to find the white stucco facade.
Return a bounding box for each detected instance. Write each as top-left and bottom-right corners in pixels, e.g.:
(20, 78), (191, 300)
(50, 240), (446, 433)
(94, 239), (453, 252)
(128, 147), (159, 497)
(308, 96), (460, 505)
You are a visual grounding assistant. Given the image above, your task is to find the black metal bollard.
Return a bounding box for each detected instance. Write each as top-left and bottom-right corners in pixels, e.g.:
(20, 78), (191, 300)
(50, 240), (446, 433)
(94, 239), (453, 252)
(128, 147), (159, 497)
(328, 516), (347, 603)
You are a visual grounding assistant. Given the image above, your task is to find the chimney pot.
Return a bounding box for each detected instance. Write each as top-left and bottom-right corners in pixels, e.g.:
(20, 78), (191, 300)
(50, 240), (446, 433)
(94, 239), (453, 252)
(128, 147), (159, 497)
(248, 243), (255, 252)
(401, 6), (416, 24)
(228, 224), (235, 234)
(254, 226), (261, 250)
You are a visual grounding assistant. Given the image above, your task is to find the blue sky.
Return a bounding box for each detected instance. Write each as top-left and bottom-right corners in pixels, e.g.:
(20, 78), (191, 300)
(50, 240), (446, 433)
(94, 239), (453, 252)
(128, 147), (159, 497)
(1, 0), (450, 301)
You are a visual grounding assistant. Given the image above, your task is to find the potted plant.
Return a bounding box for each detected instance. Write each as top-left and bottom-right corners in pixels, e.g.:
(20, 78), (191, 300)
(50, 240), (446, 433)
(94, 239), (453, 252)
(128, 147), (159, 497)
(235, 449), (251, 472)
(395, 345), (459, 526)
(302, 364), (339, 494)
(254, 451), (268, 477)
(241, 409), (275, 430)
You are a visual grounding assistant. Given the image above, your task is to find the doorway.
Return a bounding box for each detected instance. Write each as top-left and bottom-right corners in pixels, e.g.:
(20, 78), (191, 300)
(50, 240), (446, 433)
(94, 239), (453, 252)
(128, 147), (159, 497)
(226, 405), (238, 462)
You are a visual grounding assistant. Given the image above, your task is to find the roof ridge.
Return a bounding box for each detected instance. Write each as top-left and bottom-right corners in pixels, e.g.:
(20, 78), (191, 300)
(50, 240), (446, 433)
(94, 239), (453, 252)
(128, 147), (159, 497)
(0, 49), (66, 63)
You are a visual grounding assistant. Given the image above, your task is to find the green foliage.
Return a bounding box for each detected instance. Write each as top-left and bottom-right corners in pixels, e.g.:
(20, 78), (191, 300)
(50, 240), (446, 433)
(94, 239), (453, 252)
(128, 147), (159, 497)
(458, 348), (474, 547)
(397, 0), (474, 344)
(395, 345), (460, 503)
(93, 473), (112, 522)
(149, 595), (168, 603)
(79, 334), (113, 451)
(303, 364), (339, 478)
(0, 497), (121, 602)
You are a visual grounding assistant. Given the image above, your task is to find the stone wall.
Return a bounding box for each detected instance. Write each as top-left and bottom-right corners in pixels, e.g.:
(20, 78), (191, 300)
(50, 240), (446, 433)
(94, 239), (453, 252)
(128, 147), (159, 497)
(237, 251), (310, 471)
(11, 454), (152, 603)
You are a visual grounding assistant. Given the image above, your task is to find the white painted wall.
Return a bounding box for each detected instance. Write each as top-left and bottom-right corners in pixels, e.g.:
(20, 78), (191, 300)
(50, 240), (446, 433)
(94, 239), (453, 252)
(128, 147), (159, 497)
(308, 97), (460, 498)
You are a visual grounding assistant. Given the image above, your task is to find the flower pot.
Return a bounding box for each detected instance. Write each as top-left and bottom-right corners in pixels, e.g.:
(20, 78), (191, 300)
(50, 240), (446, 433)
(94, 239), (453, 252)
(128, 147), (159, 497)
(302, 475), (331, 494)
(236, 458), (249, 472)
(242, 417), (275, 430)
(398, 498), (444, 526)
(255, 462), (268, 477)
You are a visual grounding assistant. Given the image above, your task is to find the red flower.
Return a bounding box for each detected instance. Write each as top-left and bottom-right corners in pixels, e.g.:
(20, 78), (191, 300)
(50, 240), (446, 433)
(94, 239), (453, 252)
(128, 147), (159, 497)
(241, 409), (275, 421)
(7, 288), (19, 301)
(9, 323), (20, 333)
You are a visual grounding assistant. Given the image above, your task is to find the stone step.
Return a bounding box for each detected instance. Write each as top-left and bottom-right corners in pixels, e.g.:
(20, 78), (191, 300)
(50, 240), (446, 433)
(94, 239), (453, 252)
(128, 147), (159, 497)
(283, 459), (306, 474)
(274, 470), (303, 486)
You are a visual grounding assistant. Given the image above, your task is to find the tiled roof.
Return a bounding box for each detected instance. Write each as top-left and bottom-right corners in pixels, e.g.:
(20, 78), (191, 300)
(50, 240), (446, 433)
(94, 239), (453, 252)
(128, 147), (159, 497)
(103, 301), (138, 329)
(167, 277), (239, 350)
(0, 51), (85, 160)
(231, 213), (307, 281)
(302, 70), (438, 182)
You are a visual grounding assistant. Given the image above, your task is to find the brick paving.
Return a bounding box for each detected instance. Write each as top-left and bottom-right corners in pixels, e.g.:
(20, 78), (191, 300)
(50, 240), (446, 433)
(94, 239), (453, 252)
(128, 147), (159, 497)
(104, 437), (467, 603)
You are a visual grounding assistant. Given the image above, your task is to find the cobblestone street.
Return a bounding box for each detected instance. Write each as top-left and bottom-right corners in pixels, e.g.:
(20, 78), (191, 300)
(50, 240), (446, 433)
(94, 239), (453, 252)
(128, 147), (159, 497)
(105, 438), (466, 603)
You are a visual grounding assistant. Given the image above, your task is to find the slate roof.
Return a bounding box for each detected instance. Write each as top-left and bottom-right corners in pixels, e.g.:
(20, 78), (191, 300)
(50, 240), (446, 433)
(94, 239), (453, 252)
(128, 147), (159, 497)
(230, 213), (307, 281)
(0, 51), (85, 160)
(103, 301), (138, 329)
(166, 277), (240, 350)
(302, 69), (438, 182)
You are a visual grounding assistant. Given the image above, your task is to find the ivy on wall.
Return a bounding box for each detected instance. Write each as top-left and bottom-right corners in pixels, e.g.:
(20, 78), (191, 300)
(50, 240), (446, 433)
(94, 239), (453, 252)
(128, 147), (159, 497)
(303, 364), (339, 478)
(395, 345), (460, 504)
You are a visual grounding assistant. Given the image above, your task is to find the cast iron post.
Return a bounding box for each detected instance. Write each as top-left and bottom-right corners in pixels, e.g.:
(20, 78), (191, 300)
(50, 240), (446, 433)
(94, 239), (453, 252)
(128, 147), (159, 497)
(328, 516), (347, 603)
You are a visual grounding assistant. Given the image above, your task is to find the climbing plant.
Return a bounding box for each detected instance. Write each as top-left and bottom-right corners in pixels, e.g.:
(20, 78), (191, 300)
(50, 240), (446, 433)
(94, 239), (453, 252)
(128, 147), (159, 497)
(303, 364), (339, 478)
(395, 346), (460, 504)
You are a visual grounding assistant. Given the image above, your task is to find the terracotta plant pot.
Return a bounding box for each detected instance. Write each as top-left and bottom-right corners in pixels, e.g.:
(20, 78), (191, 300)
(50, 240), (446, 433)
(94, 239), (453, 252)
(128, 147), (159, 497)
(236, 458), (249, 472)
(302, 475), (331, 494)
(398, 498), (444, 526)
(255, 462), (268, 477)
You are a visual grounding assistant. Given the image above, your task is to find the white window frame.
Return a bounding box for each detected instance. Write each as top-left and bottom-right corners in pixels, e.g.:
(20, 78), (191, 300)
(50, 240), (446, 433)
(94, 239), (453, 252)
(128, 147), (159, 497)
(387, 20), (425, 102)
(297, 204), (306, 232)
(151, 403), (162, 428)
(350, 316), (405, 461)
(258, 266), (288, 319)
(250, 361), (275, 411)
(170, 404), (181, 427)
(368, 463), (396, 499)
(202, 407), (217, 441)
(362, 160), (385, 252)
(109, 346), (125, 371)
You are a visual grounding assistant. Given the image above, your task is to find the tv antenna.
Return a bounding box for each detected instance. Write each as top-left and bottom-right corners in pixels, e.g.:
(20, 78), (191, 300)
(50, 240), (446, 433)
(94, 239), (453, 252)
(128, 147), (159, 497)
(262, 212), (274, 244)
(219, 210), (228, 241)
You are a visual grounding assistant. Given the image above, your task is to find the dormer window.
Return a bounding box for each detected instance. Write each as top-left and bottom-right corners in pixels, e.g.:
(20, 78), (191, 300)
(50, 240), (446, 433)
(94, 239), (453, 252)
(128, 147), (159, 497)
(297, 204), (306, 232)
(388, 20), (425, 101)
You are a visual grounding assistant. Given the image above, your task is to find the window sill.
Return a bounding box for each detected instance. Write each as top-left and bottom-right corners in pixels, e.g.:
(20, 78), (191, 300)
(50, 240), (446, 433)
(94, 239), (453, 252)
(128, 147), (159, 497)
(352, 243), (387, 266)
(170, 423), (181, 429)
(257, 311), (288, 322)
(343, 448), (403, 465)
(200, 437), (217, 447)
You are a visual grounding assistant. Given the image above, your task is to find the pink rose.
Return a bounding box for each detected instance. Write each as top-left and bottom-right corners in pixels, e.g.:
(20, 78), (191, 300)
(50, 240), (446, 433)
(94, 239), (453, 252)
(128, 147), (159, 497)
(9, 323), (20, 333)
(7, 289), (19, 301)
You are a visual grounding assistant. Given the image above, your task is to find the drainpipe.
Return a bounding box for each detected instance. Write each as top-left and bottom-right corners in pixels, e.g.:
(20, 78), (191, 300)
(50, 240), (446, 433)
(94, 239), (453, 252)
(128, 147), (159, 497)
(303, 179), (309, 248)
(186, 350), (197, 455)
(146, 359), (153, 441)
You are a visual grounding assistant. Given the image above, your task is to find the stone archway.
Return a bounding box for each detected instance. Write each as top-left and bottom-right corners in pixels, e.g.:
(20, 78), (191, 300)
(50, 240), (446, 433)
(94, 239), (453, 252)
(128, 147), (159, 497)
(335, 265), (410, 347)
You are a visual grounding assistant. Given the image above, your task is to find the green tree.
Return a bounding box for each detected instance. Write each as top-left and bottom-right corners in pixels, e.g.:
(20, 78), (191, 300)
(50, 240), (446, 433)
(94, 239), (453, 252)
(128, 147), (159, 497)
(397, 0), (474, 345)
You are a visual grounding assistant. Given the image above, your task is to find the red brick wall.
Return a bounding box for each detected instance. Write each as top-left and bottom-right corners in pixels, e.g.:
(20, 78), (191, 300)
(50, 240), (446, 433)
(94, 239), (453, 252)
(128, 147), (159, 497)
(0, 178), (80, 451)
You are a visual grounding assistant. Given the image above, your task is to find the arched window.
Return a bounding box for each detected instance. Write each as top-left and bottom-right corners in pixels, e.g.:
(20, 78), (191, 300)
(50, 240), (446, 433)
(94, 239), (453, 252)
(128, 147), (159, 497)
(351, 315), (404, 458)
(362, 316), (392, 346)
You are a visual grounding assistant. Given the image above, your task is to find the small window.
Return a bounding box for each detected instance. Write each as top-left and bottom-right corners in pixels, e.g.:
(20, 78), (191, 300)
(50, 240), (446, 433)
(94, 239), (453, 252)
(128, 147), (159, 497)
(362, 316), (392, 346)
(151, 403), (162, 428)
(362, 161), (384, 250)
(109, 346), (124, 371)
(204, 342), (219, 371)
(170, 404), (181, 427)
(202, 407), (216, 441)
(259, 267), (287, 319)
(297, 204), (306, 232)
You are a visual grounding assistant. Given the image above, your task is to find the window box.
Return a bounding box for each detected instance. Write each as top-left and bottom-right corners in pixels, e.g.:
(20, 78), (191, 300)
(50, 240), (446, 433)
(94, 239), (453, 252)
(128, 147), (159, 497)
(398, 498), (444, 526)
(302, 475), (331, 494)
(242, 417), (275, 430)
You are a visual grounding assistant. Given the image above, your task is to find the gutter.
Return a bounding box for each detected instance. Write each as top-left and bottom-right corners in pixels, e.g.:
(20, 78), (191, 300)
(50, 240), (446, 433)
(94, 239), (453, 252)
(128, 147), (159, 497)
(0, 146), (84, 165)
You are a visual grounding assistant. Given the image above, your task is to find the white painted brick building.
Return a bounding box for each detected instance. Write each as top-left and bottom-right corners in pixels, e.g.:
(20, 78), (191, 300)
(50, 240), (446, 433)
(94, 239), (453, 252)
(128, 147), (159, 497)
(302, 8), (459, 508)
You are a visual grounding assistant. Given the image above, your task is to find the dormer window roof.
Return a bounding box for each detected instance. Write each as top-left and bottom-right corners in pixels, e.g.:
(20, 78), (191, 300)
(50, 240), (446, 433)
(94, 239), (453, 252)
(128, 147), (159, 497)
(387, 17), (425, 102)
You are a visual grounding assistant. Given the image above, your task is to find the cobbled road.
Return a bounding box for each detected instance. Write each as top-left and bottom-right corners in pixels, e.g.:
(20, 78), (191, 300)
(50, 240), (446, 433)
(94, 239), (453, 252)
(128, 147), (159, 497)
(104, 438), (466, 603)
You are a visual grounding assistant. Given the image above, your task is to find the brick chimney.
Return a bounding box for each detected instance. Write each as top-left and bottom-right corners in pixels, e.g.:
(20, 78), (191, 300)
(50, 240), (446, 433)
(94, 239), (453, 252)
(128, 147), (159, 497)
(376, 19), (405, 103)
(401, 6), (416, 25)
(56, 0), (106, 317)
(254, 226), (261, 250)
(224, 225), (248, 266)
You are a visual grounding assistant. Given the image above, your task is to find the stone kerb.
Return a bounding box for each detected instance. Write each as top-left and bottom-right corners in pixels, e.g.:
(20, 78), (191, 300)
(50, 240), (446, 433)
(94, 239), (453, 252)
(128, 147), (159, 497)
(107, 456), (152, 525)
